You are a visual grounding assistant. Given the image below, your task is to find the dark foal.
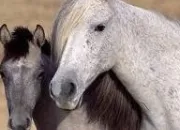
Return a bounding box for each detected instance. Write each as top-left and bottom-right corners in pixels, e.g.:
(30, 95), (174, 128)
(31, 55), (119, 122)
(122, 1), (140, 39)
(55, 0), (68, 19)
(0, 24), (61, 130)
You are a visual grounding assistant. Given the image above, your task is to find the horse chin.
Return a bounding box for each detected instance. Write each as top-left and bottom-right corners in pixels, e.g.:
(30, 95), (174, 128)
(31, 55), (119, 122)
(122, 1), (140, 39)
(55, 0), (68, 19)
(8, 126), (31, 130)
(26, 126), (31, 130)
(55, 96), (83, 110)
(55, 101), (77, 110)
(27, 126), (31, 130)
(76, 96), (83, 108)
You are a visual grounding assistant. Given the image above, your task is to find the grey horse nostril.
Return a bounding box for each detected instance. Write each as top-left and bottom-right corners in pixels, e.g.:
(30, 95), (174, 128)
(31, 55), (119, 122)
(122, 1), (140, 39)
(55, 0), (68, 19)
(50, 81), (76, 98)
(70, 82), (76, 95)
(62, 82), (76, 97)
(49, 81), (61, 99)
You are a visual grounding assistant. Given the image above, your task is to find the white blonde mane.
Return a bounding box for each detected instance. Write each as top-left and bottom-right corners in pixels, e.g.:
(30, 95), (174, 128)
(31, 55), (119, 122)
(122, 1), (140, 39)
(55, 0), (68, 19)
(53, 0), (91, 63)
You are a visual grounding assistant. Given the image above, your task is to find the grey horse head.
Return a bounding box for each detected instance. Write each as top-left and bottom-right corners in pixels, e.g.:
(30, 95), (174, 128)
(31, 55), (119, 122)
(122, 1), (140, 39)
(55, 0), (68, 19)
(0, 24), (49, 130)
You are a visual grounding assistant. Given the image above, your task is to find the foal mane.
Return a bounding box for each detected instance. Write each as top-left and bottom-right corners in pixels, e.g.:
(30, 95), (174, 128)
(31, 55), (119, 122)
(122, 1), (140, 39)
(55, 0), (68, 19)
(3, 26), (51, 60)
(3, 27), (32, 60)
(83, 70), (142, 130)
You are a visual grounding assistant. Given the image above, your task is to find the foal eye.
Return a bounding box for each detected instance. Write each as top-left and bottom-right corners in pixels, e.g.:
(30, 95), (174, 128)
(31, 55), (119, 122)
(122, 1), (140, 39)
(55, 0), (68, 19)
(94, 24), (105, 32)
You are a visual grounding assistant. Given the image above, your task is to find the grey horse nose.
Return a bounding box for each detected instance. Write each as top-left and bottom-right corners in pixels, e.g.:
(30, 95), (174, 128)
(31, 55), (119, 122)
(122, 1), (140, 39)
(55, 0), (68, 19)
(50, 80), (76, 99)
(9, 117), (31, 130)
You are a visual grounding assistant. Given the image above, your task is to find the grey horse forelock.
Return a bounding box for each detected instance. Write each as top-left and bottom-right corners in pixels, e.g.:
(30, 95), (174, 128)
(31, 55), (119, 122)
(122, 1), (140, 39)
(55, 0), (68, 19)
(52, 0), (93, 64)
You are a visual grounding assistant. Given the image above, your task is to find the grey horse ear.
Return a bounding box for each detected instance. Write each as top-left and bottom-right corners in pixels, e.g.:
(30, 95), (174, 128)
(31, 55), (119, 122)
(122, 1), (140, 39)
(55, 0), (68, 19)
(0, 24), (11, 45)
(33, 24), (45, 47)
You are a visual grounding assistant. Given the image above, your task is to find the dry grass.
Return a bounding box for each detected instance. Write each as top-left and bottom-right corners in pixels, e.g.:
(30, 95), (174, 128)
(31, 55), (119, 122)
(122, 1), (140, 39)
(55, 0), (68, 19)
(0, 0), (180, 130)
(128, 0), (180, 18)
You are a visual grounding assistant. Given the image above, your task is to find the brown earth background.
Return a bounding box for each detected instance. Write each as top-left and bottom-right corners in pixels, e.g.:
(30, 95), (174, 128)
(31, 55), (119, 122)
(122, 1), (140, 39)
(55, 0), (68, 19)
(0, 0), (180, 129)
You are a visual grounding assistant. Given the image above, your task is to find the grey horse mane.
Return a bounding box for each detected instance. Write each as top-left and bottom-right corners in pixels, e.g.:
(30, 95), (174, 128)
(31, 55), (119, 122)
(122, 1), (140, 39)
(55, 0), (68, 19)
(83, 70), (142, 130)
(2, 26), (51, 61)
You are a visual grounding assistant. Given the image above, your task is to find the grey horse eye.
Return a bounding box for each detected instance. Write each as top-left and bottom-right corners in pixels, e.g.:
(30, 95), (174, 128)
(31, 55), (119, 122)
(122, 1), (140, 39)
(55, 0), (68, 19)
(94, 24), (105, 32)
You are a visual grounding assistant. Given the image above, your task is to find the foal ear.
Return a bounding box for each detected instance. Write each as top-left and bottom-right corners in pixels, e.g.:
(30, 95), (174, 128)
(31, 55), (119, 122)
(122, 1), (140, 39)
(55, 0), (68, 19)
(33, 24), (45, 47)
(0, 24), (11, 45)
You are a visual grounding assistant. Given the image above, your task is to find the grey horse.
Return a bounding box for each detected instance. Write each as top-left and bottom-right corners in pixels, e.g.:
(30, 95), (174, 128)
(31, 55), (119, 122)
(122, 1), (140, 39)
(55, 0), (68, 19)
(50, 0), (180, 129)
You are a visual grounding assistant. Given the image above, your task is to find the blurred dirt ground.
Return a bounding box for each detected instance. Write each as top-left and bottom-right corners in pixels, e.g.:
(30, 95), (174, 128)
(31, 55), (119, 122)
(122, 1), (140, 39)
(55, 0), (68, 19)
(1, 0), (180, 129)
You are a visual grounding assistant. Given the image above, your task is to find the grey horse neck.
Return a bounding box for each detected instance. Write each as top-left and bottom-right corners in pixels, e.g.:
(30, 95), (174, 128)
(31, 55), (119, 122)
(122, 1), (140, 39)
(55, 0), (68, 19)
(83, 70), (142, 130)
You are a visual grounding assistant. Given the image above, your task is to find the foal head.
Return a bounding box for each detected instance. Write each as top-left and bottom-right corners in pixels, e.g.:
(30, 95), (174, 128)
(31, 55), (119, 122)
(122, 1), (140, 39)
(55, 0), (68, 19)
(0, 24), (49, 130)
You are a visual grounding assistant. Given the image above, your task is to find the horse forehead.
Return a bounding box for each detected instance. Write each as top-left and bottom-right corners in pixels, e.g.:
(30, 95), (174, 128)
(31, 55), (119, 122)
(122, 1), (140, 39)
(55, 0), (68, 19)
(5, 44), (41, 68)
(16, 60), (30, 67)
(59, 0), (110, 40)
(15, 59), (35, 68)
(54, 0), (105, 62)
(59, 0), (108, 40)
(5, 58), (38, 69)
(62, 0), (105, 29)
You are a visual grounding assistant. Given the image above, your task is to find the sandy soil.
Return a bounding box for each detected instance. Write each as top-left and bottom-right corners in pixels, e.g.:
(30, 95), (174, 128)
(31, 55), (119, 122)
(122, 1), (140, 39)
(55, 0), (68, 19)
(0, 0), (180, 129)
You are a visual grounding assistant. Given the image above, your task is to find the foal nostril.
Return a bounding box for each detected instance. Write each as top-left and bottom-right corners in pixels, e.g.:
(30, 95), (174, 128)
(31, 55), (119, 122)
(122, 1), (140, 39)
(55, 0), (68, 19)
(9, 118), (13, 129)
(26, 118), (31, 128)
(9, 117), (31, 129)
